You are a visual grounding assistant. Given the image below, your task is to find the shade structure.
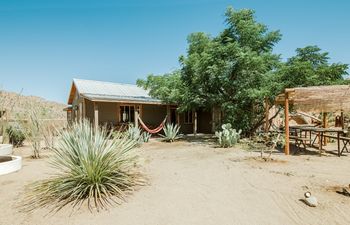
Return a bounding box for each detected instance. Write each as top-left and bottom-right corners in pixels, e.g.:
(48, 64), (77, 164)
(275, 85), (350, 155)
(275, 85), (350, 113)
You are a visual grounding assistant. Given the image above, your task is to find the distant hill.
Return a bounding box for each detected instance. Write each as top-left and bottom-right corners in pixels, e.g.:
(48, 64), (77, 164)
(0, 91), (66, 120)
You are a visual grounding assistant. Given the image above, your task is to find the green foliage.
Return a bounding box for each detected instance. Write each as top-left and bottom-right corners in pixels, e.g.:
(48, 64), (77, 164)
(22, 120), (144, 213)
(215, 123), (241, 148)
(125, 124), (151, 145)
(141, 131), (151, 143)
(138, 7), (349, 135)
(6, 123), (26, 147)
(160, 123), (180, 142)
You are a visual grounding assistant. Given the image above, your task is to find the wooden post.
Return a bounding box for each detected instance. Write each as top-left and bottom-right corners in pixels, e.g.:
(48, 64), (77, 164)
(94, 102), (99, 129)
(264, 98), (270, 132)
(166, 105), (171, 124)
(211, 107), (216, 133)
(82, 99), (86, 119)
(134, 106), (139, 128)
(284, 92), (290, 155)
(341, 111), (345, 129)
(193, 111), (197, 136)
(323, 112), (328, 146)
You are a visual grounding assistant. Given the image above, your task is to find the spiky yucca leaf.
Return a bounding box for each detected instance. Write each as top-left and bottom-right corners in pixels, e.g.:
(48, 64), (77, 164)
(22, 120), (145, 213)
(159, 123), (180, 142)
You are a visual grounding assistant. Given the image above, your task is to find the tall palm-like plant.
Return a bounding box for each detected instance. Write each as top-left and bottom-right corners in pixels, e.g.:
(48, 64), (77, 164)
(23, 120), (145, 213)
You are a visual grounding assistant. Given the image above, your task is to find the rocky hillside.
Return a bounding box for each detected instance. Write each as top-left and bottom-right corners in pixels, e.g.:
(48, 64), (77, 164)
(0, 91), (66, 120)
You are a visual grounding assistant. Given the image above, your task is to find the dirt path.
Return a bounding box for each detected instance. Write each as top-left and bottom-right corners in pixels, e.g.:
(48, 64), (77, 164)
(1, 140), (350, 225)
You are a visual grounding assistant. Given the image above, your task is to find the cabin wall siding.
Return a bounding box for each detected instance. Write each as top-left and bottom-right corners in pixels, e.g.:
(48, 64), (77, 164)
(141, 105), (167, 127)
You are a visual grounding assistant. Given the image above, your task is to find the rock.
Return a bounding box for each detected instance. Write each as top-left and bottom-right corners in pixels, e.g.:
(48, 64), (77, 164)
(305, 196), (318, 207)
(304, 192), (318, 207)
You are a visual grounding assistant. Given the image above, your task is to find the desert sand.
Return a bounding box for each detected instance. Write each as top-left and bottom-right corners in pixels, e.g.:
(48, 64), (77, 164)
(1, 138), (350, 225)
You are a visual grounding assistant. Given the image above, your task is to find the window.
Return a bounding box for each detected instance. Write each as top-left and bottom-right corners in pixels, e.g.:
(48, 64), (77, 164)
(184, 111), (193, 124)
(120, 106), (135, 123)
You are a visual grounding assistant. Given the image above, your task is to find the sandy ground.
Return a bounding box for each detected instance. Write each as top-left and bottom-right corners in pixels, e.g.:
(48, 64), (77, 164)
(1, 138), (350, 225)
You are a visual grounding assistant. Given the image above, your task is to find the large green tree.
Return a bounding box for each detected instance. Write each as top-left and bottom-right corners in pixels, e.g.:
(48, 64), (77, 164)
(138, 7), (348, 135)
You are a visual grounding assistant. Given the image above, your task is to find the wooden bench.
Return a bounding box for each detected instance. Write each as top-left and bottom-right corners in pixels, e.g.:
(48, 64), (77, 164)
(340, 136), (350, 155)
(290, 136), (309, 154)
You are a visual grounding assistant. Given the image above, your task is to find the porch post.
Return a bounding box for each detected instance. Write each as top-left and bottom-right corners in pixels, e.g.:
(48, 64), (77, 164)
(134, 106), (139, 128)
(79, 103), (83, 122)
(193, 111), (197, 136)
(284, 92), (290, 155)
(212, 108), (215, 133)
(94, 102), (99, 129)
(82, 98), (86, 120)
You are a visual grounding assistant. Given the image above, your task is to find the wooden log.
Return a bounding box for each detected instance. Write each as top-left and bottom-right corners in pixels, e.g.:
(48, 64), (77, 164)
(284, 92), (290, 155)
(193, 111), (197, 136)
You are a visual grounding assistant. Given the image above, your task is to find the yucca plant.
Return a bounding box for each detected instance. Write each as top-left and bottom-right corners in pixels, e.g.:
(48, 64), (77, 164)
(160, 123), (180, 142)
(22, 120), (145, 213)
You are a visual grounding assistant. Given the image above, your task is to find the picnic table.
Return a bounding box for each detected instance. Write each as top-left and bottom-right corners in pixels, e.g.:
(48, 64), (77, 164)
(289, 125), (349, 156)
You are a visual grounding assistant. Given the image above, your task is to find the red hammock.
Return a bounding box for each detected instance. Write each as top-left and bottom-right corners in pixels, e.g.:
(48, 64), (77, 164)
(138, 116), (167, 134)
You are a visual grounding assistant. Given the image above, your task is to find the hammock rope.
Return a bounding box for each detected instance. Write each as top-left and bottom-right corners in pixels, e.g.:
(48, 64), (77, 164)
(138, 116), (167, 134)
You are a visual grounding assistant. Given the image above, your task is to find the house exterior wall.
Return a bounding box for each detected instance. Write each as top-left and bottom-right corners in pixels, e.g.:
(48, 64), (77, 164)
(97, 102), (119, 125)
(178, 113), (193, 134)
(197, 109), (212, 134)
(71, 98), (215, 134)
(141, 104), (167, 127)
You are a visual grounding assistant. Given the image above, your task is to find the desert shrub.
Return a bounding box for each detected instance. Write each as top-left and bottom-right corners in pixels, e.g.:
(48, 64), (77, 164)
(215, 123), (241, 148)
(6, 123), (26, 147)
(160, 123), (180, 142)
(125, 124), (151, 144)
(23, 120), (144, 212)
(42, 122), (57, 150)
(25, 112), (43, 158)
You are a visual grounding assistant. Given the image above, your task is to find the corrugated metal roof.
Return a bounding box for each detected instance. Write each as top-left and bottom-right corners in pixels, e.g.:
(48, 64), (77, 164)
(73, 78), (162, 103)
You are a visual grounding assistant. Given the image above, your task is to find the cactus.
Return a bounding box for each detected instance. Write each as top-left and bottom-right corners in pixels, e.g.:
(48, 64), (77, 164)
(215, 123), (241, 148)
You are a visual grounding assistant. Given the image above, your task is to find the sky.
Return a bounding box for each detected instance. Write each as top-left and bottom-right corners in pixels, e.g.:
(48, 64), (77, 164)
(0, 0), (349, 104)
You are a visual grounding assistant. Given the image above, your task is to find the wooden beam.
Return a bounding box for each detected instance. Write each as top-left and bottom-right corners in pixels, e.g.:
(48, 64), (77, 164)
(211, 108), (215, 133)
(264, 98), (270, 132)
(134, 105), (139, 128)
(323, 112), (328, 145)
(284, 92), (290, 155)
(193, 111), (197, 136)
(94, 102), (99, 129)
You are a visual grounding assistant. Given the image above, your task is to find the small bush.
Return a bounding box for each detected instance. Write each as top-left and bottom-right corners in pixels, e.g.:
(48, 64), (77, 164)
(160, 123), (180, 142)
(22, 120), (145, 213)
(215, 123), (241, 148)
(6, 123), (26, 147)
(125, 124), (151, 144)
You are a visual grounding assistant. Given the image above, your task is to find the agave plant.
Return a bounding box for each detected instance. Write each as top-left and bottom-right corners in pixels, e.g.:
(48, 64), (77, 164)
(160, 123), (180, 142)
(22, 120), (145, 213)
(215, 123), (241, 148)
(125, 124), (151, 144)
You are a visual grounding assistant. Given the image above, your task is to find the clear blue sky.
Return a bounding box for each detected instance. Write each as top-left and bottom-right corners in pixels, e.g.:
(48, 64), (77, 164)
(0, 0), (349, 104)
